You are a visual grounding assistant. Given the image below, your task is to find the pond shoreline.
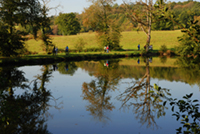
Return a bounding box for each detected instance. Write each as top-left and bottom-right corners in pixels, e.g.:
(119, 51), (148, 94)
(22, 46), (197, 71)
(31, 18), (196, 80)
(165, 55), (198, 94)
(0, 52), (175, 66)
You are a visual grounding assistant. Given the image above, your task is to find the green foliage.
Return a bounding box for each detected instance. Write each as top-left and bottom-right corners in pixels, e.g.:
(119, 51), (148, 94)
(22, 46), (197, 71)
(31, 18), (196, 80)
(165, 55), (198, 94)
(176, 21), (200, 56)
(163, 93), (200, 134)
(0, 26), (26, 57)
(97, 24), (122, 50)
(160, 44), (167, 52)
(38, 2), (54, 54)
(55, 13), (81, 35)
(39, 34), (54, 53)
(0, 0), (41, 56)
(85, 1), (122, 50)
(152, 11), (175, 30)
(75, 38), (87, 52)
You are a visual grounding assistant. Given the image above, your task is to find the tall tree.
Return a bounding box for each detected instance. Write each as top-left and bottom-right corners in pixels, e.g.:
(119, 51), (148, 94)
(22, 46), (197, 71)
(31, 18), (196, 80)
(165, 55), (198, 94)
(0, 0), (41, 57)
(38, 0), (59, 54)
(83, 0), (121, 50)
(55, 13), (81, 35)
(123, 0), (167, 51)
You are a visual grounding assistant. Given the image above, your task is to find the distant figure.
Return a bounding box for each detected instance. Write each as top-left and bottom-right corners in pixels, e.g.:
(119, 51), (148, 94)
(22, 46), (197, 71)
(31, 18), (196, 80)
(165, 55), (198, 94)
(137, 59), (140, 64)
(53, 64), (58, 71)
(52, 46), (56, 55)
(150, 45), (153, 50)
(138, 44), (140, 50)
(104, 46), (106, 52)
(144, 45), (146, 50)
(149, 57), (152, 63)
(106, 60), (109, 67)
(55, 47), (58, 55)
(106, 46), (109, 53)
(65, 64), (69, 71)
(65, 46), (69, 54)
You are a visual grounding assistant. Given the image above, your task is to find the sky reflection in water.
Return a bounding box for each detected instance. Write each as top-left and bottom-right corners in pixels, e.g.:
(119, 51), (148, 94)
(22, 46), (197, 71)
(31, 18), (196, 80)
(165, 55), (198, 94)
(7, 58), (200, 134)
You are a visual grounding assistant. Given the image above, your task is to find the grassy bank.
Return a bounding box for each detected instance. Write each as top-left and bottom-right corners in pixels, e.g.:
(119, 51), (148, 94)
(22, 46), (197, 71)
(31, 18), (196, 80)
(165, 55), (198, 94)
(0, 52), (143, 66)
(25, 30), (183, 54)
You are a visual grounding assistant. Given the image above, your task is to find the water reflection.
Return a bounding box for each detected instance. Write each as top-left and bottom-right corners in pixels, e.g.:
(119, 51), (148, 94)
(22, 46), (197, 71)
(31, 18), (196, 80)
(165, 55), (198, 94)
(0, 65), (61, 134)
(1, 57), (200, 133)
(175, 56), (200, 87)
(117, 58), (170, 129)
(57, 62), (78, 75)
(81, 60), (122, 123)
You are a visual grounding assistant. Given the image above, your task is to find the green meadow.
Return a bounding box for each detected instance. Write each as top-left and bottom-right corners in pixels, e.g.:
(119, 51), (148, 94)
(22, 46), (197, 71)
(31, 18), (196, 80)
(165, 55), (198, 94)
(25, 30), (183, 54)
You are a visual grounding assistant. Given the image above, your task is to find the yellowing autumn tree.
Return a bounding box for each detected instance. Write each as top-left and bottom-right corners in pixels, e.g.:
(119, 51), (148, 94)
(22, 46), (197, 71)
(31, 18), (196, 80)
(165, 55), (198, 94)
(83, 0), (121, 50)
(123, 0), (168, 52)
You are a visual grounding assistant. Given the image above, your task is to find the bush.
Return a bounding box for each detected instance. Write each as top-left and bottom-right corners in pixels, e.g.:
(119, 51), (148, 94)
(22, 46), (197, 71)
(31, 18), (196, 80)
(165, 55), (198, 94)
(160, 44), (167, 52)
(75, 38), (87, 52)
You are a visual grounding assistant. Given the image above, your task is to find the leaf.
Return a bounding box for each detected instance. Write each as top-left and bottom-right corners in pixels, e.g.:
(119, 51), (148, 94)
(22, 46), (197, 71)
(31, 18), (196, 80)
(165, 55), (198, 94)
(170, 102), (175, 106)
(188, 93), (193, 98)
(163, 101), (167, 106)
(193, 99), (198, 102)
(164, 7), (168, 12)
(172, 106), (174, 112)
(149, 90), (154, 93)
(176, 127), (182, 133)
(194, 20), (198, 24)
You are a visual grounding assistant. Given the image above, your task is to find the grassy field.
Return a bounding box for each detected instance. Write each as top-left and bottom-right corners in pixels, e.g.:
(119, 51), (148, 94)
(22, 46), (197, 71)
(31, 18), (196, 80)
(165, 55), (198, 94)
(25, 30), (183, 54)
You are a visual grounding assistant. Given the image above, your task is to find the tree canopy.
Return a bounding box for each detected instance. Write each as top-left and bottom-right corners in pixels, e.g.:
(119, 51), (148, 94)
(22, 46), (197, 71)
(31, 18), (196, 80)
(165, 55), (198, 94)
(0, 0), (41, 56)
(55, 13), (81, 35)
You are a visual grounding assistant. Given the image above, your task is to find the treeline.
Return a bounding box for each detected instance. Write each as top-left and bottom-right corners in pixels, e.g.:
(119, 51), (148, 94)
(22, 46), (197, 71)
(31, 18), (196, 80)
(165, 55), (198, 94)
(71, 60), (200, 86)
(40, 1), (200, 35)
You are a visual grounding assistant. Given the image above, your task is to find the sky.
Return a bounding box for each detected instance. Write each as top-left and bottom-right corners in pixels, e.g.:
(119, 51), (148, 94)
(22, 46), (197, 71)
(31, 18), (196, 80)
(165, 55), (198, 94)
(47, 0), (190, 16)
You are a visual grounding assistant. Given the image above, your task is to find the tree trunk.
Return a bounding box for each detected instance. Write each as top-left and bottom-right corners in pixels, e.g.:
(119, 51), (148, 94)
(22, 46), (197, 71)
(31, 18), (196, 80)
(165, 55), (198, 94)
(146, 0), (152, 52)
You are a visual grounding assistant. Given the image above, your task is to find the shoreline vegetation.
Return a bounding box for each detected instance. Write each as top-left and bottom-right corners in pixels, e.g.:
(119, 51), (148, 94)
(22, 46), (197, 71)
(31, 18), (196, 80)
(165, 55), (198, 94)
(0, 50), (175, 66)
(1, 30), (182, 66)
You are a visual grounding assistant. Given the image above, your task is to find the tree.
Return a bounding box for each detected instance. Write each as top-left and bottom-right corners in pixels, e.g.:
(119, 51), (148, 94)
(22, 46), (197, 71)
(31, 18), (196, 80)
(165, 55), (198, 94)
(83, 0), (121, 50)
(55, 13), (81, 35)
(0, 0), (41, 57)
(38, 0), (59, 54)
(176, 20), (200, 56)
(123, 0), (167, 52)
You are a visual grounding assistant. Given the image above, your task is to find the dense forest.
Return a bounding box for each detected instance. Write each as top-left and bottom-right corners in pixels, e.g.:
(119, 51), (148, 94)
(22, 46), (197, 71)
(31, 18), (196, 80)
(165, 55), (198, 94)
(41, 1), (200, 35)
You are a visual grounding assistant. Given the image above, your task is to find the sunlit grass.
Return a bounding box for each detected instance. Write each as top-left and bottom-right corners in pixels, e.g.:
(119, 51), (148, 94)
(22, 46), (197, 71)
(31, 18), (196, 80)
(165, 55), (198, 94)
(25, 30), (183, 54)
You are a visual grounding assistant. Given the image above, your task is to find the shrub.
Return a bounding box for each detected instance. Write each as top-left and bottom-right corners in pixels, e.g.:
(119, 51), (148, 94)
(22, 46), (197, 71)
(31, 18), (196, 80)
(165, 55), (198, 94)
(160, 44), (167, 52)
(75, 38), (87, 52)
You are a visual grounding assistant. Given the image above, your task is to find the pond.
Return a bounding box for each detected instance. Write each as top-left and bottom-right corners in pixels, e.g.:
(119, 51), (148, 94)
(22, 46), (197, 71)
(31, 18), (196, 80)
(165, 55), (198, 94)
(1, 57), (200, 134)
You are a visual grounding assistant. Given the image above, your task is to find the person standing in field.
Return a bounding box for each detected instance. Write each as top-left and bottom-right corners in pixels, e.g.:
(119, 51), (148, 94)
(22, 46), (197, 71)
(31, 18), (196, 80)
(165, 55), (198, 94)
(104, 46), (106, 52)
(138, 44), (140, 50)
(55, 47), (58, 55)
(106, 45), (109, 53)
(65, 46), (69, 54)
(52, 46), (56, 55)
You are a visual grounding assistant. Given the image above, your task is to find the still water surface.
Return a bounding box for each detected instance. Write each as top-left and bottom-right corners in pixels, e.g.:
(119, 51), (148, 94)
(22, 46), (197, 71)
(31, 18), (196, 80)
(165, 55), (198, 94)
(1, 57), (200, 134)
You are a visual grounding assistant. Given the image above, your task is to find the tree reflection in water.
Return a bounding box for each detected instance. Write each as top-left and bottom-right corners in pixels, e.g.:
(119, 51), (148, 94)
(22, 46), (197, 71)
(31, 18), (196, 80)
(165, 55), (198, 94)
(163, 56), (200, 133)
(0, 65), (62, 134)
(117, 58), (170, 129)
(81, 60), (122, 123)
(57, 62), (78, 76)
